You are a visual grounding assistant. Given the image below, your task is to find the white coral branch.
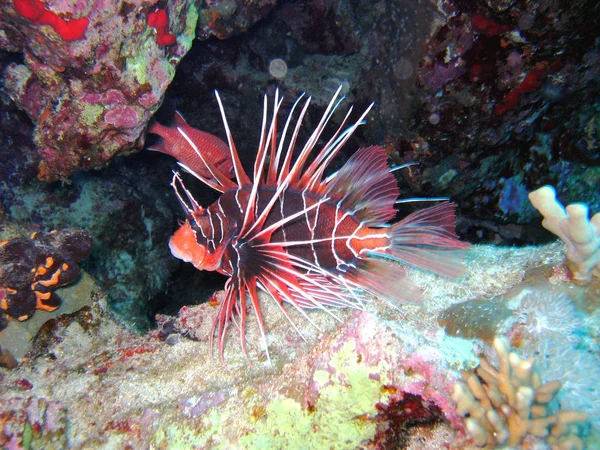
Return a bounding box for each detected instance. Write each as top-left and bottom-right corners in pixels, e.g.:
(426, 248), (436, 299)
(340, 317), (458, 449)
(528, 185), (600, 282)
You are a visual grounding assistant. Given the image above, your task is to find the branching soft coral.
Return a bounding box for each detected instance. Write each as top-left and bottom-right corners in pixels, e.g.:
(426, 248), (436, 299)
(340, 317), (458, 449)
(528, 185), (600, 282)
(453, 337), (589, 449)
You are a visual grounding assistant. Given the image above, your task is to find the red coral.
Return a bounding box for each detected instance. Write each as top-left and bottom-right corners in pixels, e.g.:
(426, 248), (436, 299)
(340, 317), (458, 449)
(495, 67), (548, 115)
(15, 378), (33, 390)
(471, 15), (509, 37)
(12, 0), (89, 41)
(148, 9), (176, 47)
(370, 392), (443, 448)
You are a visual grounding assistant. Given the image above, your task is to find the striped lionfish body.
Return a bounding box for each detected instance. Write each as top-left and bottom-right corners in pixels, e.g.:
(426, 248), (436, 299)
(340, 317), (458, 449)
(165, 87), (468, 361)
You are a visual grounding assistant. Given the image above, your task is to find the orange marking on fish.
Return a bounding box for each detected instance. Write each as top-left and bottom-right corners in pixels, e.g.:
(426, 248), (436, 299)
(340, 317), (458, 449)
(35, 291), (51, 301)
(45, 257), (54, 268)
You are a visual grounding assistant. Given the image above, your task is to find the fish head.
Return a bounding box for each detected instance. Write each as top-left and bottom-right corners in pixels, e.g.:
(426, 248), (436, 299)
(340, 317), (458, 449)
(169, 219), (224, 272)
(169, 221), (208, 269)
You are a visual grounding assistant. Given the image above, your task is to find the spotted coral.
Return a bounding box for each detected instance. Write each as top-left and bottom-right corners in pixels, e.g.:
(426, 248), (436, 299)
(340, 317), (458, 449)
(0, 229), (92, 327)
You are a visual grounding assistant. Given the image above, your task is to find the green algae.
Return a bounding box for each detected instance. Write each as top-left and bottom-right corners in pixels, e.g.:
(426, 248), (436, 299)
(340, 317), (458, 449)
(238, 340), (387, 449)
(152, 340), (393, 449)
(80, 104), (104, 127)
(126, 3), (199, 87)
(153, 424), (206, 449)
(126, 34), (177, 87)
(180, 3), (199, 53)
(22, 422), (32, 450)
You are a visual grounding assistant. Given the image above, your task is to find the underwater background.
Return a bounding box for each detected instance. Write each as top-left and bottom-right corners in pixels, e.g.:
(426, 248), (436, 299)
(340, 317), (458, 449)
(0, 0), (599, 448)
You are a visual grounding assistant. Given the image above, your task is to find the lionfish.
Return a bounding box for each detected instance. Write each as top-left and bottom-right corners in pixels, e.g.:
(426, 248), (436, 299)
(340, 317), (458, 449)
(156, 87), (468, 361)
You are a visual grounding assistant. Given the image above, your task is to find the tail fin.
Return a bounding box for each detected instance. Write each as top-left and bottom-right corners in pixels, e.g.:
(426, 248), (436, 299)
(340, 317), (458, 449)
(374, 202), (469, 278)
(146, 121), (169, 153)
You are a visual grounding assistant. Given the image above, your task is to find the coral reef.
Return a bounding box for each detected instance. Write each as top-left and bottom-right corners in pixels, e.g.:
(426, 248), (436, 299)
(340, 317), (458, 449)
(408, 1), (600, 238)
(529, 185), (600, 282)
(0, 1), (598, 447)
(0, 292), (468, 449)
(12, 0), (89, 41)
(0, 229), (598, 447)
(196, 0), (277, 40)
(0, 96), (179, 331)
(0, 0), (199, 181)
(0, 228), (91, 325)
(453, 336), (589, 449)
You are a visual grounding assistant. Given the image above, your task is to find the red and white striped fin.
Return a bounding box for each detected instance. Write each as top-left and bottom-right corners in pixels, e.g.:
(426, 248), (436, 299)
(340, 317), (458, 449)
(300, 104), (354, 189)
(267, 93), (306, 184)
(345, 258), (424, 305)
(210, 278), (236, 362)
(214, 91), (252, 188)
(299, 102), (374, 190)
(259, 247), (366, 310)
(171, 171), (204, 215)
(374, 202), (469, 278)
(324, 146), (399, 224)
(276, 96), (313, 185)
(240, 88), (372, 240)
(259, 266), (340, 325)
(285, 85), (349, 185)
(256, 277), (314, 341)
(210, 276), (272, 364)
(239, 92), (285, 237)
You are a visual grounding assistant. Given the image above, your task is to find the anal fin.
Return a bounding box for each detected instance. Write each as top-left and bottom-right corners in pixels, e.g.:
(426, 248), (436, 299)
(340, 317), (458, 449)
(346, 258), (423, 306)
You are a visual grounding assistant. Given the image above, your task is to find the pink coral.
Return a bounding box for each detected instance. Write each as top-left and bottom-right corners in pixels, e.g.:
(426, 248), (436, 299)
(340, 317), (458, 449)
(104, 105), (139, 129)
(0, 0), (198, 181)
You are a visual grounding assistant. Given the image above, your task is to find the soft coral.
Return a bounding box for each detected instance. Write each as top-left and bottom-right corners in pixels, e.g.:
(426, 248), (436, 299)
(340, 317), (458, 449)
(13, 0), (89, 41)
(529, 185), (600, 282)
